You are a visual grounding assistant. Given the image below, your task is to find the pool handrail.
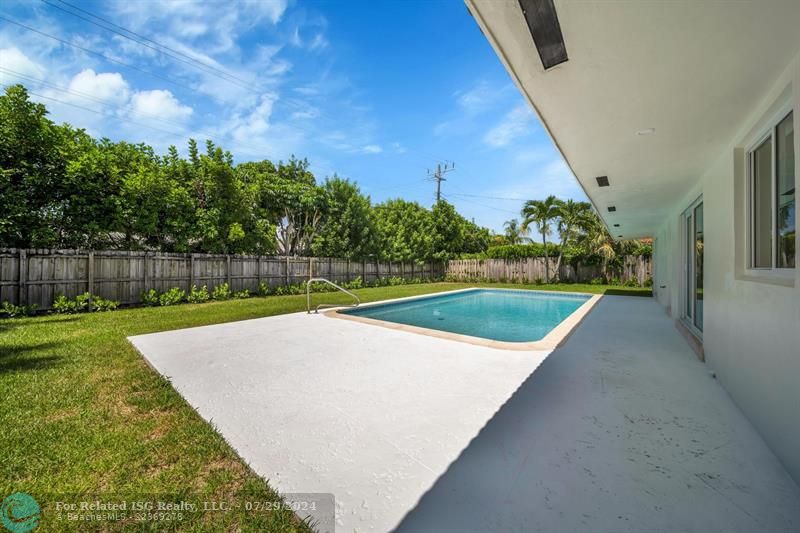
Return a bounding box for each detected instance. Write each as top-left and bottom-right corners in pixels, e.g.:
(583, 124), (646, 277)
(306, 277), (360, 314)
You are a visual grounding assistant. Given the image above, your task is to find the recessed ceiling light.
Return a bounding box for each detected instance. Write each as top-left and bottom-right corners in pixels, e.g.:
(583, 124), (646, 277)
(596, 176), (609, 187)
(636, 128), (656, 136)
(607, 206), (616, 212)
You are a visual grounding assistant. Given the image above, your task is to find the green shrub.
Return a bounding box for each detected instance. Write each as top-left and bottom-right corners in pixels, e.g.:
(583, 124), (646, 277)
(343, 276), (363, 290)
(644, 276), (653, 288)
(211, 283), (232, 300)
(92, 296), (118, 312)
(141, 289), (160, 306)
(1, 301), (38, 318)
(609, 277), (622, 286)
(257, 281), (271, 296)
(589, 277), (604, 285)
(159, 287), (186, 306)
(53, 295), (79, 314)
(187, 285), (210, 303)
(234, 289), (251, 299)
(54, 293), (118, 313)
(75, 292), (93, 312)
(623, 277), (640, 287)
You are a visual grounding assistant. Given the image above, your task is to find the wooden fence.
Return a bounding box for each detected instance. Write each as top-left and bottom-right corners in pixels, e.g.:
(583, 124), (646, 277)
(0, 249), (445, 310)
(446, 256), (651, 285)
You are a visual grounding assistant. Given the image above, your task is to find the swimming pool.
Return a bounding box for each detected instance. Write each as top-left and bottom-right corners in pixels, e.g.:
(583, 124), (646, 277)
(337, 288), (597, 349)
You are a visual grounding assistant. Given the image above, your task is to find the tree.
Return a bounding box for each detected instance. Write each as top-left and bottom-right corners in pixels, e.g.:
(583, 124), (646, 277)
(1, 84), (493, 259)
(373, 199), (435, 261)
(0, 85), (64, 247)
(502, 218), (530, 245)
(553, 199), (592, 276)
(311, 176), (377, 259)
(430, 200), (465, 260)
(578, 210), (617, 281)
(521, 195), (560, 282)
(461, 219), (491, 254)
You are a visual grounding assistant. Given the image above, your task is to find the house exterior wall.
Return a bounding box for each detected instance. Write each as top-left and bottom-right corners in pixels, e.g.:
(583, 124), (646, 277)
(653, 52), (800, 482)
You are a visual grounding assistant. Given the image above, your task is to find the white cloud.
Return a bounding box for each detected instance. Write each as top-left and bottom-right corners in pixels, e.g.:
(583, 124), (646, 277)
(455, 81), (495, 115)
(0, 47), (46, 81)
(290, 27), (329, 52)
(290, 106), (320, 120)
(483, 105), (534, 147)
(308, 34), (329, 51)
(129, 89), (193, 122)
(112, 0), (288, 54)
(68, 69), (130, 106)
(493, 158), (584, 201)
(361, 144), (382, 154)
(391, 142), (407, 154)
(226, 93), (278, 142)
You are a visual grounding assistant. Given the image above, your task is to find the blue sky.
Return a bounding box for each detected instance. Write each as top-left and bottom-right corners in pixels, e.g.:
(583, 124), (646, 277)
(0, 0), (586, 232)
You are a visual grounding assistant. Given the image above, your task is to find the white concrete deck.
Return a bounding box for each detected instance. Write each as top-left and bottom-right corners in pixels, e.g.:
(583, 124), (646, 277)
(129, 295), (800, 532)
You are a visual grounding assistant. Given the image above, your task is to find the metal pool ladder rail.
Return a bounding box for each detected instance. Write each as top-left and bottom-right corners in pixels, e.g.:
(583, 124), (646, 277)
(306, 277), (360, 314)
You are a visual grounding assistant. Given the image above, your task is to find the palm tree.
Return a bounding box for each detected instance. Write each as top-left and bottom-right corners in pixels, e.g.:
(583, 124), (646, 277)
(553, 199), (592, 280)
(502, 218), (530, 245)
(521, 195), (560, 282)
(578, 210), (616, 281)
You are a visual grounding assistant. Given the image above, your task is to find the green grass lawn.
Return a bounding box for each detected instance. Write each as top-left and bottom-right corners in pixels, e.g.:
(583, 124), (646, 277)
(0, 282), (649, 530)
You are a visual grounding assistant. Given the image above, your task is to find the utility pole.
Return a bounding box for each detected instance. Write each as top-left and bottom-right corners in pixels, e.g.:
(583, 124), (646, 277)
(428, 161), (455, 202)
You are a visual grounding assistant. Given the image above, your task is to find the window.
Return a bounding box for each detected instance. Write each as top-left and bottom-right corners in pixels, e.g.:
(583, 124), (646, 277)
(748, 111), (795, 270)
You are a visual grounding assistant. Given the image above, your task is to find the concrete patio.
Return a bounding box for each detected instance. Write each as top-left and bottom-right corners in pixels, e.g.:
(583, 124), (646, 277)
(129, 294), (800, 532)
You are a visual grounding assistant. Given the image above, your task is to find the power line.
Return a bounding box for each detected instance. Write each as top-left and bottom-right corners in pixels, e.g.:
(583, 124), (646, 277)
(40, 0), (257, 91)
(1, 84), (197, 140)
(0, 15), (326, 124)
(49, 0), (250, 84)
(0, 69), (269, 151)
(441, 193), (521, 216)
(448, 192), (530, 202)
(0, 15), (198, 93)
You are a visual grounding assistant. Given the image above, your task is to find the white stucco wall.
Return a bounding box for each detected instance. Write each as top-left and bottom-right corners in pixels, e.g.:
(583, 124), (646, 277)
(653, 52), (800, 482)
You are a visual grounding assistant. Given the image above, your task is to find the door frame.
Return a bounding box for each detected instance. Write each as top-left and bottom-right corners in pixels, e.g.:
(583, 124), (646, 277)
(681, 196), (703, 340)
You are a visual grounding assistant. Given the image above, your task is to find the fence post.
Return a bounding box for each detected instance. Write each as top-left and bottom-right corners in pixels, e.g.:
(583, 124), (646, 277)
(401, 261), (405, 280)
(256, 255), (261, 291)
(362, 259), (367, 283)
(285, 256), (290, 286)
(328, 257), (332, 282)
(189, 254), (195, 289)
(309, 256), (313, 280)
(143, 251), (149, 292)
(376, 259), (380, 282)
(87, 251), (95, 302)
(18, 249), (26, 306)
(226, 255), (232, 288)
(346, 259), (351, 283)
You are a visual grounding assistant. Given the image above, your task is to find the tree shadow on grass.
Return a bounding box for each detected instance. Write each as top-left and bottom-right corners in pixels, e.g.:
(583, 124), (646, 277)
(0, 342), (63, 374)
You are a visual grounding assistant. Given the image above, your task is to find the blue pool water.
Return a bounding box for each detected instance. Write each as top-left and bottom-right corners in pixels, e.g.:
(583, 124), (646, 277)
(342, 289), (590, 343)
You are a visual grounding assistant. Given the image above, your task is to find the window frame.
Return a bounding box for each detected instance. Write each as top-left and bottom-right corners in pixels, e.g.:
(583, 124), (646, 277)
(745, 105), (795, 278)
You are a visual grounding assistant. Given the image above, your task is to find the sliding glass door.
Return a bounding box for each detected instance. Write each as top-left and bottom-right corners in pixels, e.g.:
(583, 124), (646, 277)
(683, 198), (703, 335)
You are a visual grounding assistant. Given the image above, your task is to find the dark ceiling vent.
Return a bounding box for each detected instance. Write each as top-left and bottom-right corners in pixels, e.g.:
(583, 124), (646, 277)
(613, 224), (620, 227)
(518, 0), (568, 70)
(608, 206), (617, 212)
(618, 235), (623, 238)
(595, 176), (609, 187)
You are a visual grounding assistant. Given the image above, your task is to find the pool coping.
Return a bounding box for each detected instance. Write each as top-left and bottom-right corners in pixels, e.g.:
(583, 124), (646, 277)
(324, 287), (603, 351)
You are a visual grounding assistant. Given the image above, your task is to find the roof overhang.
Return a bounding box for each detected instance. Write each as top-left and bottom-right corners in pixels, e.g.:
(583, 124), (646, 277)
(467, 0), (800, 238)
